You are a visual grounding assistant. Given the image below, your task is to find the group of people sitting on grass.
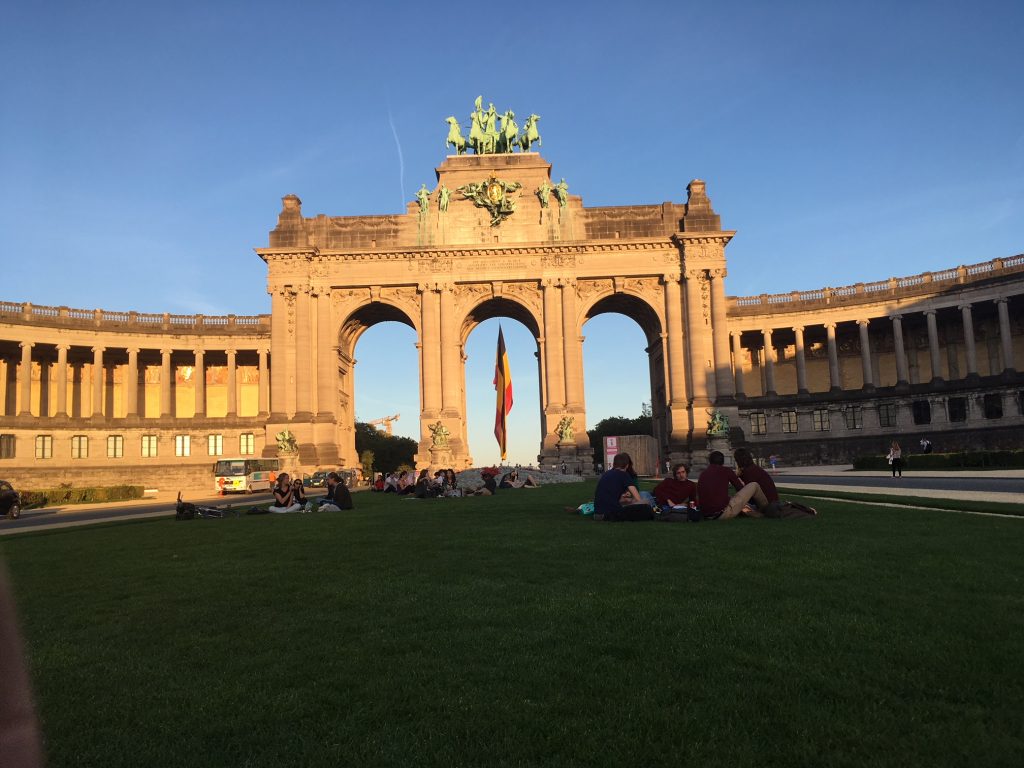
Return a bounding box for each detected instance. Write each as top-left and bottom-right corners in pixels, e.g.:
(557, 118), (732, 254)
(590, 449), (815, 522)
(369, 467), (542, 498)
(268, 471), (353, 514)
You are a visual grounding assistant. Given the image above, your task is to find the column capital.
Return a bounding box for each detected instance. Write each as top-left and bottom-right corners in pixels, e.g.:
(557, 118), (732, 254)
(225, 348), (238, 357)
(258, 347), (270, 356)
(709, 267), (727, 279)
(541, 277), (559, 288)
(91, 345), (105, 354)
(994, 297), (1009, 306)
(923, 308), (938, 317)
(958, 302), (972, 312)
(730, 329), (744, 339)
(160, 348), (173, 356)
(824, 321), (838, 331)
(661, 272), (682, 284)
(126, 347), (140, 356)
(760, 327), (774, 337)
(558, 277), (576, 289)
(792, 325), (805, 333)
(684, 268), (707, 280)
(192, 348), (205, 357)
(56, 343), (70, 353)
(19, 341), (34, 350)
(889, 313), (903, 322)
(856, 319), (871, 327)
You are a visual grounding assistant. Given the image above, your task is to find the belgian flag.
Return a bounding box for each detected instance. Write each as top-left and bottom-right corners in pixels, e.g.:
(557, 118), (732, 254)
(493, 326), (513, 460)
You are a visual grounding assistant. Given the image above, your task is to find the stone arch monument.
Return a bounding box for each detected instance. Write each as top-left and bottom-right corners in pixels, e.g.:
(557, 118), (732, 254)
(257, 100), (736, 472)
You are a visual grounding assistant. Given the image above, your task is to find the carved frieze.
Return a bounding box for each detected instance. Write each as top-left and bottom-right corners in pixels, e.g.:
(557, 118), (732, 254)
(577, 279), (613, 303)
(541, 253), (577, 268)
(379, 286), (419, 318)
(455, 283), (491, 313)
(502, 281), (542, 315)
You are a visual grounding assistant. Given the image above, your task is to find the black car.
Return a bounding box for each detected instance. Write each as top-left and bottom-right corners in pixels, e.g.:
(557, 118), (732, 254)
(0, 480), (21, 520)
(305, 472), (329, 488)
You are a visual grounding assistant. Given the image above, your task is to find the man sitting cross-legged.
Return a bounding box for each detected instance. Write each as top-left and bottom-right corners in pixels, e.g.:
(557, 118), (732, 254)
(652, 463), (698, 511)
(318, 472), (354, 512)
(594, 452), (654, 522)
(696, 450), (768, 520)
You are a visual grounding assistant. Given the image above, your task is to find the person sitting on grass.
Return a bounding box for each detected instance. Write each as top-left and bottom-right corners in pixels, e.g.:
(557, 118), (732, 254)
(269, 473), (303, 513)
(652, 463), (698, 511)
(414, 468), (440, 498)
(696, 451), (767, 520)
(733, 448), (779, 509)
(499, 469), (540, 489)
(441, 468), (463, 497)
(594, 452), (653, 522)
(471, 471), (498, 496)
(319, 472), (353, 512)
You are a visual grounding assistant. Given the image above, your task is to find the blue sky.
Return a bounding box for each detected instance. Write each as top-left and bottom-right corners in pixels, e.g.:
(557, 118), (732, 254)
(2, 1), (1022, 465)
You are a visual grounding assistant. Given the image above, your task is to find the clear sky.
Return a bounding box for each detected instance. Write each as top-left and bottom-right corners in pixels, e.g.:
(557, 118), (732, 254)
(2, 1), (1022, 466)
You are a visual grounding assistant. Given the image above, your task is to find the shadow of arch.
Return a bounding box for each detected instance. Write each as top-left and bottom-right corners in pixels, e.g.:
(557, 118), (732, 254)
(460, 296), (541, 343)
(584, 293), (663, 344)
(338, 301), (417, 352)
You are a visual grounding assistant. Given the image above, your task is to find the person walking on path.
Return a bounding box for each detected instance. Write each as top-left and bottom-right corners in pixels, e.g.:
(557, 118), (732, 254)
(887, 441), (904, 478)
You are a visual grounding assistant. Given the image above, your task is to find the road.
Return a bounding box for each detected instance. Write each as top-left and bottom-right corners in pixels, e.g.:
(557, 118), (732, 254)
(776, 473), (1024, 495)
(1, 491), (277, 535)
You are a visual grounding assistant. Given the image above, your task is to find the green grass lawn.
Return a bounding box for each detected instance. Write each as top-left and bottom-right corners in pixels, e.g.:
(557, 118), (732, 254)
(2, 484), (1023, 768)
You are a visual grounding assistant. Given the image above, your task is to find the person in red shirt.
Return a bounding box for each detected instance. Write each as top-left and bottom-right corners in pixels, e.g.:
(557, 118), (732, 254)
(696, 450), (768, 520)
(733, 448), (779, 505)
(652, 463), (698, 510)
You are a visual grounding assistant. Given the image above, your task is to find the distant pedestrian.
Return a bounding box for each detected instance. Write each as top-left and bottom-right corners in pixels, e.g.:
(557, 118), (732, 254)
(768, 454), (780, 472)
(887, 441), (903, 478)
(919, 438), (933, 454)
(561, 461), (567, 475)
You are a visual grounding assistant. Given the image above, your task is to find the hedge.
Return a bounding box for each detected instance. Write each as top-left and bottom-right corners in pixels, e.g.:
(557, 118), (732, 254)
(853, 450), (1024, 471)
(21, 485), (145, 509)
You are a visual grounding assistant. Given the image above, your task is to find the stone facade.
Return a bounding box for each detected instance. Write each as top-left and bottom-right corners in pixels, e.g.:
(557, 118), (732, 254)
(1, 150), (1021, 487)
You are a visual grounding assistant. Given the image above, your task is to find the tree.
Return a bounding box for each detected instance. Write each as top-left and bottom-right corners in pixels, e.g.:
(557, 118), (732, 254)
(359, 450), (375, 479)
(587, 411), (654, 459)
(354, 422), (417, 472)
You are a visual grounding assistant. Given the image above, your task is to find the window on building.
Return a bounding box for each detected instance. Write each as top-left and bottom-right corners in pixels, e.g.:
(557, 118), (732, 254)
(781, 411), (798, 433)
(750, 412), (767, 436)
(208, 434), (223, 456)
(240, 433), (255, 455)
(983, 393), (1003, 420)
(812, 408), (830, 432)
(948, 397), (967, 423)
(71, 435), (89, 459)
(175, 434), (191, 457)
(843, 406), (862, 430)
(141, 435), (158, 458)
(107, 435), (124, 459)
(911, 400), (931, 425)
(878, 403), (898, 427)
(35, 435), (53, 459)
(0, 434), (14, 459)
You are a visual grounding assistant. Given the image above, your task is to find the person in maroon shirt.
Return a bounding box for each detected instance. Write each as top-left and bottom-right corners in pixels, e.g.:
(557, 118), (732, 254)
(696, 451), (768, 519)
(652, 463), (698, 509)
(733, 448), (779, 505)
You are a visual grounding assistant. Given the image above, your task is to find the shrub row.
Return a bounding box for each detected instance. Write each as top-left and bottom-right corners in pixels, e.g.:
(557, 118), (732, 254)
(853, 451), (1024, 471)
(21, 485), (145, 509)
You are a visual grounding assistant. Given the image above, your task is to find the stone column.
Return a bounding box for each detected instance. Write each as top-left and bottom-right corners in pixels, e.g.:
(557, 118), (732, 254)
(890, 314), (909, 386)
(683, 270), (712, 407)
(542, 279), (565, 412)
(160, 348), (173, 417)
(193, 348), (206, 417)
(226, 349), (238, 417)
(730, 332), (745, 397)
(561, 279), (584, 410)
(294, 287), (313, 418)
(258, 348), (270, 416)
(55, 344), (69, 418)
(857, 320), (874, 390)
(825, 322), (841, 392)
(439, 284), (461, 415)
(709, 268), (735, 400)
(760, 329), (777, 396)
(125, 348), (139, 417)
(995, 298), (1016, 373)
(925, 310), (943, 383)
(88, 345), (104, 418)
(960, 303), (978, 378)
(315, 290), (336, 417)
(269, 289), (288, 418)
(17, 342), (33, 416)
(663, 274), (687, 405)
(419, 284), (442, 417)
(793, 326), (808, 395)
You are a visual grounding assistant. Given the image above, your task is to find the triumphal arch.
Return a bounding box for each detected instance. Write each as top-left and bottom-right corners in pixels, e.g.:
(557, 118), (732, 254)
(258, 97), (737, 472)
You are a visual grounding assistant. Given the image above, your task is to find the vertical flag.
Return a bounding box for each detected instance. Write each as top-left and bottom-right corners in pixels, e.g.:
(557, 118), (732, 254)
(493, 325), (514, 460)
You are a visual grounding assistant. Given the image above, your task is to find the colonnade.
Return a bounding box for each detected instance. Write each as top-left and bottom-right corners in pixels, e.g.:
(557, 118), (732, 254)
(729, 295), (1019, 399)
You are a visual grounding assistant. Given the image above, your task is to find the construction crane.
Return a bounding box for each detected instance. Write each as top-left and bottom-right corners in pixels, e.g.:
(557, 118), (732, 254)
(368, 413), (400, 436)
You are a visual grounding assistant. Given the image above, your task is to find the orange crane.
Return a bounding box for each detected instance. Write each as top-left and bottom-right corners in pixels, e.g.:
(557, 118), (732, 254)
(368, 413), (400, 436)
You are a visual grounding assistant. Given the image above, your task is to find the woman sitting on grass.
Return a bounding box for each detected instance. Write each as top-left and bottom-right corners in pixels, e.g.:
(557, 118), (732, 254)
(499, 469), (540, 489)
(269, 473), (303, 513)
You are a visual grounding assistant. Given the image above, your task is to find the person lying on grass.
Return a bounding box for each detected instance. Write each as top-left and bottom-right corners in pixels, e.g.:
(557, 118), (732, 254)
(499, 469), (540, 489)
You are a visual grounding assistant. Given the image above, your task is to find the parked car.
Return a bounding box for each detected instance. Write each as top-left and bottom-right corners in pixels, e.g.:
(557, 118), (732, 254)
(0, 480), (22, 519)
(305, 471), (329, 488)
